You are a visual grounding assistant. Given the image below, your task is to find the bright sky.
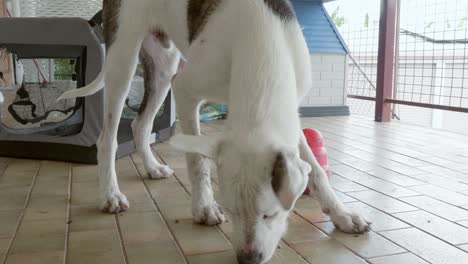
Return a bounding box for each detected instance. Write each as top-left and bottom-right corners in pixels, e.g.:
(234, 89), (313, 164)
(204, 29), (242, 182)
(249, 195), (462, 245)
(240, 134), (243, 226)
(324, 0), (468, 35)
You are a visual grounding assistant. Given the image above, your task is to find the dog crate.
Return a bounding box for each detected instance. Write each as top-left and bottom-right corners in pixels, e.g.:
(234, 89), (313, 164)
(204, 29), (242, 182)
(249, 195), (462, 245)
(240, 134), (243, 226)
(0, 17), (175, 163)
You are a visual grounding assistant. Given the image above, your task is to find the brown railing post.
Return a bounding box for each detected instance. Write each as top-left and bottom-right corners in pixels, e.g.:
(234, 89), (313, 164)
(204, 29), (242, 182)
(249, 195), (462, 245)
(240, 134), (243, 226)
(0, 0), (5, 16)
(375, 0), (398, 122)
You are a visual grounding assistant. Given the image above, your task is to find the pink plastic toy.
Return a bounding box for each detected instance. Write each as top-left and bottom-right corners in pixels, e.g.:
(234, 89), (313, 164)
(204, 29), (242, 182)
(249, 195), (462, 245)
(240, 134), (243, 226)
(302, 128), (331, 195)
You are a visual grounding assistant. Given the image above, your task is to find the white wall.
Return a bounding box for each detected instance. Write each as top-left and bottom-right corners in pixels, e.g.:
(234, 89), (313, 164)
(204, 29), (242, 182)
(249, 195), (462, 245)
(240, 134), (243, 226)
(301, 53), (347, 107)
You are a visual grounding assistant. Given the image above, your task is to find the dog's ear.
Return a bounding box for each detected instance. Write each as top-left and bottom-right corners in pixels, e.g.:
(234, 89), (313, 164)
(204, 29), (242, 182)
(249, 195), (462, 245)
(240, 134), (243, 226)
(170, 134), (220, 159)
(271, 151), (311, 210)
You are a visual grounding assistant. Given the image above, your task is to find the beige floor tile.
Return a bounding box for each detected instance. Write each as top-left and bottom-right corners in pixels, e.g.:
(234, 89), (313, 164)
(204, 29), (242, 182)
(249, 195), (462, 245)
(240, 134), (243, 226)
(380, 228), (468, 264)
(67, 250), (125, 264)
(353, 178), (420, 198)
(5, 251), (64, 264)
(347, 190), (416, 213)
(71, 182), (99, 205)
(409, 173), (468, 192)
(460, 244), (468, 252)
(0, 160), (40, 185)
(345, 202), (410, 231)
(331, 164), (376, 181)
(69, 205), (116, 232)
(0, 210), (21, 239)
(293, 196), (330, 223)
(329, 175), (369, 193)
(118, 212), (172, 245)
(9, 233), (65, 255)
(118, 212), (184, 263)
(315, 222), (405, 258)
(410, 185), (468, 206)
(400, 196), (468, 221)
(365, 167), (426, 186)
(459, 220), (468, 228)
(393, 210), (468, 245)
(24, 196), (68, 222)
(339, 157), (380, 172)
(67, 229), (125, 264)
(284, 214), (329, 244)
(268, 242), (309, 264)
(168, 219), (231, 256)
(335, 190), (357, 202)
(187, 250), (237, 264)
(292, 239), (366, 264)
(35, 161), (70, 183)
(0, 186), (30, 211)
(126, 241), (186, 264)
(173, 167), (191, 187)
(71, 165), (98, 183)
(16, 219), (67, 237)
(0, 238), (10, 262)
(29, 181), (69, 198)
(369, 252), (428, 264)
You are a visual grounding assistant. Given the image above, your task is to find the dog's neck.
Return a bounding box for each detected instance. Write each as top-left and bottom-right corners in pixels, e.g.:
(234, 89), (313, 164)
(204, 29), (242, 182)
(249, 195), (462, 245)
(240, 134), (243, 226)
(227, 75), (301, 148)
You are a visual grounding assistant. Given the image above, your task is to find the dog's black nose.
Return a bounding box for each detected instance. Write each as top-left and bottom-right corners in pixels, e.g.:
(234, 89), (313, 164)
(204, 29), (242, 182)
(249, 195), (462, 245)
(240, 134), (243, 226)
(237, 251), (263, 264)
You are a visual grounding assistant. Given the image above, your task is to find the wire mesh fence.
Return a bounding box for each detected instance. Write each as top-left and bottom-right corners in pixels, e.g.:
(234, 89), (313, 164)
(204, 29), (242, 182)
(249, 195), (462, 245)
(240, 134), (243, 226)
(327, 1), (381, 117)
(395, 0), (468, 110)
(326, 0), (468, 133)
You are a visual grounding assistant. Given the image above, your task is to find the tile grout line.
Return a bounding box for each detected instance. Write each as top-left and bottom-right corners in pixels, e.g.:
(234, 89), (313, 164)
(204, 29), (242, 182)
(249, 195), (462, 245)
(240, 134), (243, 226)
(2, 161), (42, 264)
(114, 215), (130, 264)
(63, 163), (73, 264)
(375, 228), (435, 264)
(129, 155), (190, 264)
(292, 210), (376, 262)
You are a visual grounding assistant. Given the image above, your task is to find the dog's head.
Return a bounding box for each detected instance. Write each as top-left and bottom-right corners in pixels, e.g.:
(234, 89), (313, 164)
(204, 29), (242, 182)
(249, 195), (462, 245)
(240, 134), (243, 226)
(172, 134), (310, 264)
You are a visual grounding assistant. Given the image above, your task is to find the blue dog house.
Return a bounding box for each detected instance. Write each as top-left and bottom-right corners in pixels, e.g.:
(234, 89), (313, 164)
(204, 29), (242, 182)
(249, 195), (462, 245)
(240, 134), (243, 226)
(292, 0), (351, 116)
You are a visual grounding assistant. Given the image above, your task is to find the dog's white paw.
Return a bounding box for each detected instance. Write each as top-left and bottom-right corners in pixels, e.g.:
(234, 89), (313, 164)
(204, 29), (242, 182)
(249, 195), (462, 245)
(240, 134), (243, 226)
(193, 202), (225, 226)
(330, 209), (370, 234)
(99, 191), (130, 214)
(147, 164), (174, 179)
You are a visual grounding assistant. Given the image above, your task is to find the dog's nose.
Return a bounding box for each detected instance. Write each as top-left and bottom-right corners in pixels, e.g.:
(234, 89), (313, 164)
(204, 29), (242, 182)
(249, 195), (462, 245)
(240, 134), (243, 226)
(236, 251), (263, 264)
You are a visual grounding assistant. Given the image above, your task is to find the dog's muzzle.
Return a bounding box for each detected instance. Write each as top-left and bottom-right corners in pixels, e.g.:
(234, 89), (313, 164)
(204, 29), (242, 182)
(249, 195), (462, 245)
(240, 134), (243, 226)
(237, 251), (264, 264)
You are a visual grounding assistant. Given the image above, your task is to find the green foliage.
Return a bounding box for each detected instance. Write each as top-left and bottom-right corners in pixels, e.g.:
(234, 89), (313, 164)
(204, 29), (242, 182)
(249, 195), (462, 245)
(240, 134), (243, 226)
(331, 6), (345, 27)
(364, 13), (369, 28)
(54, 59), (75, 81)
(458, 17), (467, 28)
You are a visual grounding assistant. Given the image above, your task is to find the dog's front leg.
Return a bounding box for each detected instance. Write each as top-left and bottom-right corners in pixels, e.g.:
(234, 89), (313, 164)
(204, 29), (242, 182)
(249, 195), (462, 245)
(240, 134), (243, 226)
(299, 133), (370, 233)
(172, 83), (225, 226)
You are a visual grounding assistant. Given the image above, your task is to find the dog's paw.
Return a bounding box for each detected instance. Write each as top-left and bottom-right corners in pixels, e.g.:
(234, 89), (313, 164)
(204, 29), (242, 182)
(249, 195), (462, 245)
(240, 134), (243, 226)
(99, 191), (130, 214)
(147, 164), (174, 179)
(193, 202), (225, 226)
(330, 209), (370, 234)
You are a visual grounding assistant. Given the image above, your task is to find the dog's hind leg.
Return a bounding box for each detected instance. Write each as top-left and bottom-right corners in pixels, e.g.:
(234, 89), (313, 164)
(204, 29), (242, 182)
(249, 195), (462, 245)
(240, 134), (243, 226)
(132, 32), (180, 179)
(299, 134), (370, 233)
(97, 20), (148, 213)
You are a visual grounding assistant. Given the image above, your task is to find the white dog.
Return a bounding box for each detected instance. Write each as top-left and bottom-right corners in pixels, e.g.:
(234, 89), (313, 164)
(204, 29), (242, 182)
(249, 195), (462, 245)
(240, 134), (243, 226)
(60, 1), (369, 263)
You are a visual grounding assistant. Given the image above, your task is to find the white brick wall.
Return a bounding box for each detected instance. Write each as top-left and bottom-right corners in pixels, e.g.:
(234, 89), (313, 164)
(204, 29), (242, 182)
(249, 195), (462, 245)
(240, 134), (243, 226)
(301, 54), (347, 107)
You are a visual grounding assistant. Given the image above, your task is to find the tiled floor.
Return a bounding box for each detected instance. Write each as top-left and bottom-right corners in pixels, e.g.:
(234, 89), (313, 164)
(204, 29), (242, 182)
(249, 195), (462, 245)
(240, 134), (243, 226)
(1, 115), (468, 264)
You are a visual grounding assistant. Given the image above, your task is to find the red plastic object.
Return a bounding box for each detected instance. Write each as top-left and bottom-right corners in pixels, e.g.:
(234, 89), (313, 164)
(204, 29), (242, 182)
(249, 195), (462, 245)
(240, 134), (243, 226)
(302, 128), (331, 195)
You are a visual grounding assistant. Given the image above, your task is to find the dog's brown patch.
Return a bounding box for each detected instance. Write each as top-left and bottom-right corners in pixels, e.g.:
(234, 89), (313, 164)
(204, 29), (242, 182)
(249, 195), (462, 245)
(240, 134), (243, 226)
(264, 0), (296, 22)
(187, 0), (222, 43)
(103, 0), (121, 47)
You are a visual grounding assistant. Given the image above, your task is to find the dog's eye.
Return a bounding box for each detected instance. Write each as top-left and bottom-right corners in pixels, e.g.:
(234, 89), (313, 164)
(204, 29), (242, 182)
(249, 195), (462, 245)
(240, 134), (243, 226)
(263, 211), (278, 220)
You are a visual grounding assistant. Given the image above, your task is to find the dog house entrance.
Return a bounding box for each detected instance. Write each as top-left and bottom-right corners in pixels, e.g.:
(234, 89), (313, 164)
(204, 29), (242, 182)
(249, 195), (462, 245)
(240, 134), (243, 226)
(0, 46), (85, 136)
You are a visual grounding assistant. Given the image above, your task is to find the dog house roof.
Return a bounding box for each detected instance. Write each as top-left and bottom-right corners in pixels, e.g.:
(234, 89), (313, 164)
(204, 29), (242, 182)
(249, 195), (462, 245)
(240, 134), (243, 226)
(292, 0), (349, 54)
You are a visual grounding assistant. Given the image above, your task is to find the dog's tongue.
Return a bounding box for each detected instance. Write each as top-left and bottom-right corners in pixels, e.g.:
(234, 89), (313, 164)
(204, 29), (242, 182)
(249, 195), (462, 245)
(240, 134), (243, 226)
(243, 243), (253, 253)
